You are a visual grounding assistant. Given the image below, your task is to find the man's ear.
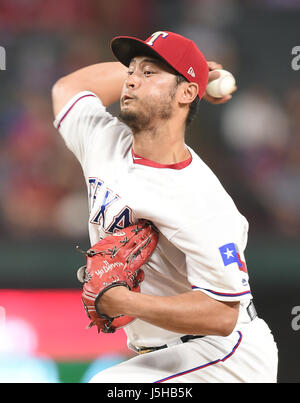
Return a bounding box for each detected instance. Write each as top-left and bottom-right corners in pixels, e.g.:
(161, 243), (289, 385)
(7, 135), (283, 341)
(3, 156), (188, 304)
(178, 82), (198, 105)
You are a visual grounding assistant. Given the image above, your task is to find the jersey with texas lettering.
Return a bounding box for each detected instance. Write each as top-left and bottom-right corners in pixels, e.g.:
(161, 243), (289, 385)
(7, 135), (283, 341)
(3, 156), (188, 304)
(54, 91), (253, 348)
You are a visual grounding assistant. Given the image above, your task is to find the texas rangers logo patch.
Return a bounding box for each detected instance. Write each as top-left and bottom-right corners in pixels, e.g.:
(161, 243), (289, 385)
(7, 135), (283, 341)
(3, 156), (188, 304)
(219, 243), (248, 273)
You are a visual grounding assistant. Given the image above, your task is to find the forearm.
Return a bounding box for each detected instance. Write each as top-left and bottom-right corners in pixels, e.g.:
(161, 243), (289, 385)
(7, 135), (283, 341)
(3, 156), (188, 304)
(52, 61), (127, 116)
(99, 288), (239, 337)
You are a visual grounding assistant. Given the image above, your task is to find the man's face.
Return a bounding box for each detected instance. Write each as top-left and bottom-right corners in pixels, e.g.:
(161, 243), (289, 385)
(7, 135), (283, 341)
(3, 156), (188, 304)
(119, 56), (178, 133)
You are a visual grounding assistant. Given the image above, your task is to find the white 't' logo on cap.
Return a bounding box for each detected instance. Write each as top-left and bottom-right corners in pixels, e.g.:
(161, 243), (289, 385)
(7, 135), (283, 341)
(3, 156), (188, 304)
(146, 31), (168, 46)
(187, 67), (195, 77)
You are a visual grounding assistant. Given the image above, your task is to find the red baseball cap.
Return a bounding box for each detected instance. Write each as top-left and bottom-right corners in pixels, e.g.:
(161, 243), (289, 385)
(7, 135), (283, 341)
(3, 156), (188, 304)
(111, 31), (209, 100)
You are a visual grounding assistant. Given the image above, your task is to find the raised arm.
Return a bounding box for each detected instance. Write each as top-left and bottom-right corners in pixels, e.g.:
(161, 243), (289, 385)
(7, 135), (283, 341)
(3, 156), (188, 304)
(51, 60), (234, 119)
(51, 62), (128, 117)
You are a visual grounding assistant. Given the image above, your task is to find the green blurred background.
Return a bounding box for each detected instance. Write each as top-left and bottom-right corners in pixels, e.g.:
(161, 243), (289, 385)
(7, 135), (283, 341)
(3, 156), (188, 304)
(0, 0), (299, 383)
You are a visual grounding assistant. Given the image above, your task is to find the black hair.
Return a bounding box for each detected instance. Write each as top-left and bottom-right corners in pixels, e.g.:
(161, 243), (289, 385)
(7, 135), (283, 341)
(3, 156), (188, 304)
(175, 74), (199, 127)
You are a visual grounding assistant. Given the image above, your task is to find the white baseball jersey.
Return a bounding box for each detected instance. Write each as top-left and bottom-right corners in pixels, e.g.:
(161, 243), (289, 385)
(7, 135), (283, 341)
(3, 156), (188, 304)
(54, 91), (278, 383)
(54, 90), (253, 348)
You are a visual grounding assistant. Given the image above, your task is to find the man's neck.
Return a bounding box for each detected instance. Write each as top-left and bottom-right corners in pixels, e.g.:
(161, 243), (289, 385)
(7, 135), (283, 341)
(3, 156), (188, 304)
(131, 122), (190, 164)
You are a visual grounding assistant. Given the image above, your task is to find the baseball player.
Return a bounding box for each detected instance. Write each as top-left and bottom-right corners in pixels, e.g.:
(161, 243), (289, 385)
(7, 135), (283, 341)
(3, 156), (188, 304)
(52, 31), (278, 383)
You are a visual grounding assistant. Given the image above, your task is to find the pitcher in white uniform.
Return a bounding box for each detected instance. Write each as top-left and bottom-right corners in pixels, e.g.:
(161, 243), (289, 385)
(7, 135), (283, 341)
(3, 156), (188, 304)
(52, 31), (278, 383)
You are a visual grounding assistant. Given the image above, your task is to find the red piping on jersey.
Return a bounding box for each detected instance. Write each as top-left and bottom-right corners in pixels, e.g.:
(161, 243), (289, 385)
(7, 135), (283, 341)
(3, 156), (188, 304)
(56, 94), (96, 130)
(192, 286), (252, 298)
(154, 331), (243, 383)
(131, 148), (192, 169)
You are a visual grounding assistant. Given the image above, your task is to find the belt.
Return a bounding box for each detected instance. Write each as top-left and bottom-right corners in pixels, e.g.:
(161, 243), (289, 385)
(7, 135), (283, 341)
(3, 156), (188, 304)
(137, 301), (257, 355)
(247, 300), (257, 321)
(137, 334), (204, 354)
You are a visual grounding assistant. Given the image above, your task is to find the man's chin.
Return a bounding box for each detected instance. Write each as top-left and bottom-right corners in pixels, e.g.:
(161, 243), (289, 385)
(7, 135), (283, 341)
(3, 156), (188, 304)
(119, 109), (150, 133)
(119, 109), (137, 124)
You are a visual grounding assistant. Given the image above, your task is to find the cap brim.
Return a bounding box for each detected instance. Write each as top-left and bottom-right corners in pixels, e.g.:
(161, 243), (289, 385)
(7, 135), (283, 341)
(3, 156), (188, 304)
(111, 36), (171, 68)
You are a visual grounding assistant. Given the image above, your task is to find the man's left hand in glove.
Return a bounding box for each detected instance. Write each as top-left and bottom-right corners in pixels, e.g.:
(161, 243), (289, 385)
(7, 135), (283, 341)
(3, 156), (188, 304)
(77, 219), (159, 333)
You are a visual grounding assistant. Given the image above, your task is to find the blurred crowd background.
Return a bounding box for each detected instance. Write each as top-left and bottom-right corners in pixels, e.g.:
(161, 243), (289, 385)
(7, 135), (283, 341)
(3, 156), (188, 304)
(0, 0), (299, 383)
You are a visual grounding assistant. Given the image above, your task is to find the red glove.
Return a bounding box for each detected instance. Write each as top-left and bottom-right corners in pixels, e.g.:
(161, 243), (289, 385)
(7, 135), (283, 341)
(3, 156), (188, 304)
(77, 220), (159, 333)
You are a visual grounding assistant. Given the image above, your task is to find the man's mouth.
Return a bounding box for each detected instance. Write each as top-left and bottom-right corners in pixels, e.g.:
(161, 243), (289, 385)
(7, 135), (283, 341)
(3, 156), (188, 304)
(122, 95), (136, 105)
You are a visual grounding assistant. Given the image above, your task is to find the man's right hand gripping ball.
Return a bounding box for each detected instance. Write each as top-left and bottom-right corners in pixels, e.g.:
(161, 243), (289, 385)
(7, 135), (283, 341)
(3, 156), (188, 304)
(77, 220), (159, 333)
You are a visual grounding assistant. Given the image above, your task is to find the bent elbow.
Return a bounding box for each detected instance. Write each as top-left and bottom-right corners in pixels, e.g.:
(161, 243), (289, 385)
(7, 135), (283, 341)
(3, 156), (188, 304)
(51, 77), (67, 102)
(51, 76), (75, 118)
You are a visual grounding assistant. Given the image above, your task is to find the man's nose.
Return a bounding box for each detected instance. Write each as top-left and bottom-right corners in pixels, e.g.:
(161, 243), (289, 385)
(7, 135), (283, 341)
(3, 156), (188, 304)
(125, 72), (140, 89)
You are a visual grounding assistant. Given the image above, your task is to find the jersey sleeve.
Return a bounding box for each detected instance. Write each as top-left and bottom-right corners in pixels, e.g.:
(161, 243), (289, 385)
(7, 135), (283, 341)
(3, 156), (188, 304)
(170, 211), (252, 302)
(53, 91), (126, 166)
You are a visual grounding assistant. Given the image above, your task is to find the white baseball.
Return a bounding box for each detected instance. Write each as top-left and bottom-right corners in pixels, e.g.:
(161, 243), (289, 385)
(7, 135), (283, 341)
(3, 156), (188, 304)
(206, 69), (236, 98)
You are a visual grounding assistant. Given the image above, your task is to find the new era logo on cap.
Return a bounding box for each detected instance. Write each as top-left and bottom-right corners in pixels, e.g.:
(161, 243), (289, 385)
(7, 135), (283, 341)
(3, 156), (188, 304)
(187, 67), (195, 77)
(111, 30), (209, 99)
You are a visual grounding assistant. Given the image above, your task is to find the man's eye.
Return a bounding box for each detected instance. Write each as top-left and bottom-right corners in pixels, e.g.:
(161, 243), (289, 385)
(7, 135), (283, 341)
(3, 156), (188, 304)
(127, 70), (134, 75)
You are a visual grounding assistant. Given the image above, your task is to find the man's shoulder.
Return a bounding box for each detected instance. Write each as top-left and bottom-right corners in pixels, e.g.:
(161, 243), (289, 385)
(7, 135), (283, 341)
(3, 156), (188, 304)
(54, 90), (131, 135)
